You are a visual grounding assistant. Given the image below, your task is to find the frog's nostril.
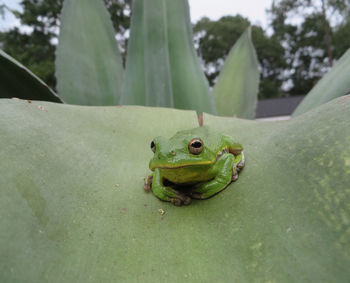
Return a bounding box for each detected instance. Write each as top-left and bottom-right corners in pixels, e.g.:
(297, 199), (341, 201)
(170, 150), (176, 156)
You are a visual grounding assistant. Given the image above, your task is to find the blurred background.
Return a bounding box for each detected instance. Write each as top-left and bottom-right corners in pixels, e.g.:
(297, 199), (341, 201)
(1, 0), (350, 117)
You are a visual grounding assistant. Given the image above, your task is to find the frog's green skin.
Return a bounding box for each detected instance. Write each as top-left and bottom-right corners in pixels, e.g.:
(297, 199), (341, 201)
(144, 126), (245, 206)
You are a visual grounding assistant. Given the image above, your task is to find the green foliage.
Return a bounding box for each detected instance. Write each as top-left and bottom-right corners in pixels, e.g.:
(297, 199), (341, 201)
(293, 48), (350, 116)
(1, 96), (349, 281)
(0, 49), (62, 102)
(334, 21), (350, 58)
(250, 27), (287, 98)
(56, 0), (124, 105)
(193, 15), (286, 98)
(0, 0), (130, 89)
(269, 0), (350, 95)
(194, 15), (250, 66)
(1, 28), (58, 88)
(213, 27), (260, 118)
(121, 0), (215, 114)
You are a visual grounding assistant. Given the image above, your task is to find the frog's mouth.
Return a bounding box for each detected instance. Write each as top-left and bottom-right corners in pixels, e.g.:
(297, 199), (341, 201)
(150, 160), (213, 171)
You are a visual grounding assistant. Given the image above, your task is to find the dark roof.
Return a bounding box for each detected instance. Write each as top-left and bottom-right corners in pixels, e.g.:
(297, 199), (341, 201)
(256, 95), (305, 118)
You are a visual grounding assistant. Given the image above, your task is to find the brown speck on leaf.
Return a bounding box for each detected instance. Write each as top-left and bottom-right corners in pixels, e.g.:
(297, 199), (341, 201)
(122, 207), (127, 212)
(38, 105), (47, 112)
(27, 100), (32, 103)
(158, 208), (165, 215)
(337, 96), (350, 104)
(114, 184), (119, 188)
(198, 113), (204, 126)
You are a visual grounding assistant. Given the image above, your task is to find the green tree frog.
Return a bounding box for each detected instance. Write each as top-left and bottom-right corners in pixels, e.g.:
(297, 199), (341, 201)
(144, 126), (245, 206)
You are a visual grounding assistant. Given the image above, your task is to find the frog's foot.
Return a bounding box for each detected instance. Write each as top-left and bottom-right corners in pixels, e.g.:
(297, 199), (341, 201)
(171, 194), (192, 206)
(151, 168), (192, 206)
(236, 152), (245, 172)
(144, 175), (153, 192)
(160, 187), (192, 206)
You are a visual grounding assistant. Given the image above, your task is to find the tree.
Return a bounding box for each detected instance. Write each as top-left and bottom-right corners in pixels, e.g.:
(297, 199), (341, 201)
(193, 15), (287, 98)
(333, 20), (350, 58)
(0, 0), (130, 89)
(0, 3), (6, 18)
(269, 0), (350, 95)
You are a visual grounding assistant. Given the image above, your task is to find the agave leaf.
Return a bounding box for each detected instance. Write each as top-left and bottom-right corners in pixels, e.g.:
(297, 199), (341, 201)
(56, 0), (123, 106)
(121, 0), (215, 114)
(293, 48), (350, 116)
(0, 50), (62, 103)
(121, 0), (173, 106)
(0, 96), (349, 281)
(213, 27), (260, 119)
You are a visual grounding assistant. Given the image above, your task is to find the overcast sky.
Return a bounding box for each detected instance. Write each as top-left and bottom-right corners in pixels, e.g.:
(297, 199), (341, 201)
(1, 0), (273, 31)
(189, 0), (273, 28)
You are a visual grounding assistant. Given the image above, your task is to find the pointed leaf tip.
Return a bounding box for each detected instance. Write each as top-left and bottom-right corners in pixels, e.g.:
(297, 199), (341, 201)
(56, 0), (124, 106)
(0, 50), (63, 103)
(213, 26), (260, 119)
(292, 48), (350, 117)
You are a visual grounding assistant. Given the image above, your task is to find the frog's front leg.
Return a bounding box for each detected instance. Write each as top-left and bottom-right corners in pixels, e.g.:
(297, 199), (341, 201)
(191, 153), (236, 199)
(150, 168), (191, 206)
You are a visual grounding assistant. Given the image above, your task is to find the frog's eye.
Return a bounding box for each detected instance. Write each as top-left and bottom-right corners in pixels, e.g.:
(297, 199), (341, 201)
(150, 140), (156, 153)
(188, 138), (203, 155)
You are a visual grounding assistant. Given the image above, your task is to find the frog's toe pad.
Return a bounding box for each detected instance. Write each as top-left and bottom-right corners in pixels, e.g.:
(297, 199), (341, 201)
(237, 159), (245, 170)
(172, 198), (183, 206)
(232, 173), (239, 182)
(172, 196), (192, 206)
(183, 196), (192, 205)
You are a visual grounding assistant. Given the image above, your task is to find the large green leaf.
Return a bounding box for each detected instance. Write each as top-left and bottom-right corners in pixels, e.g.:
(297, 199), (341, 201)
(0, 50), (62, 103)
(213, 27), (260, 119)
(121, 0), (215, 114)
(121, 0), (173, 107)
(56, 0), (123, 106)
(1, 96), (349, 282)
(293, 48), (350, 116)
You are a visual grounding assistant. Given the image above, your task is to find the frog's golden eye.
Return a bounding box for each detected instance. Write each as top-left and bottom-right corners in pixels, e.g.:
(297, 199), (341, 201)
(188, 138), (203, 155)
(150, 140), (156, 153)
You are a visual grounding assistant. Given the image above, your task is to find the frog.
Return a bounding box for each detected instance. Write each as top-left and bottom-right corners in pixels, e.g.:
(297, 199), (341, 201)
(144, 126), (245, 206)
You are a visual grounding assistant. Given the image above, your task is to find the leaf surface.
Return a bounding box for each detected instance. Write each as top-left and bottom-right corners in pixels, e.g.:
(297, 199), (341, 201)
(293, 49), (350, 116)
(213, 27), (260, 119)
(0, 96), (349, 282)
(0, 50), (62, 103)
(56, 0), (124, 105)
